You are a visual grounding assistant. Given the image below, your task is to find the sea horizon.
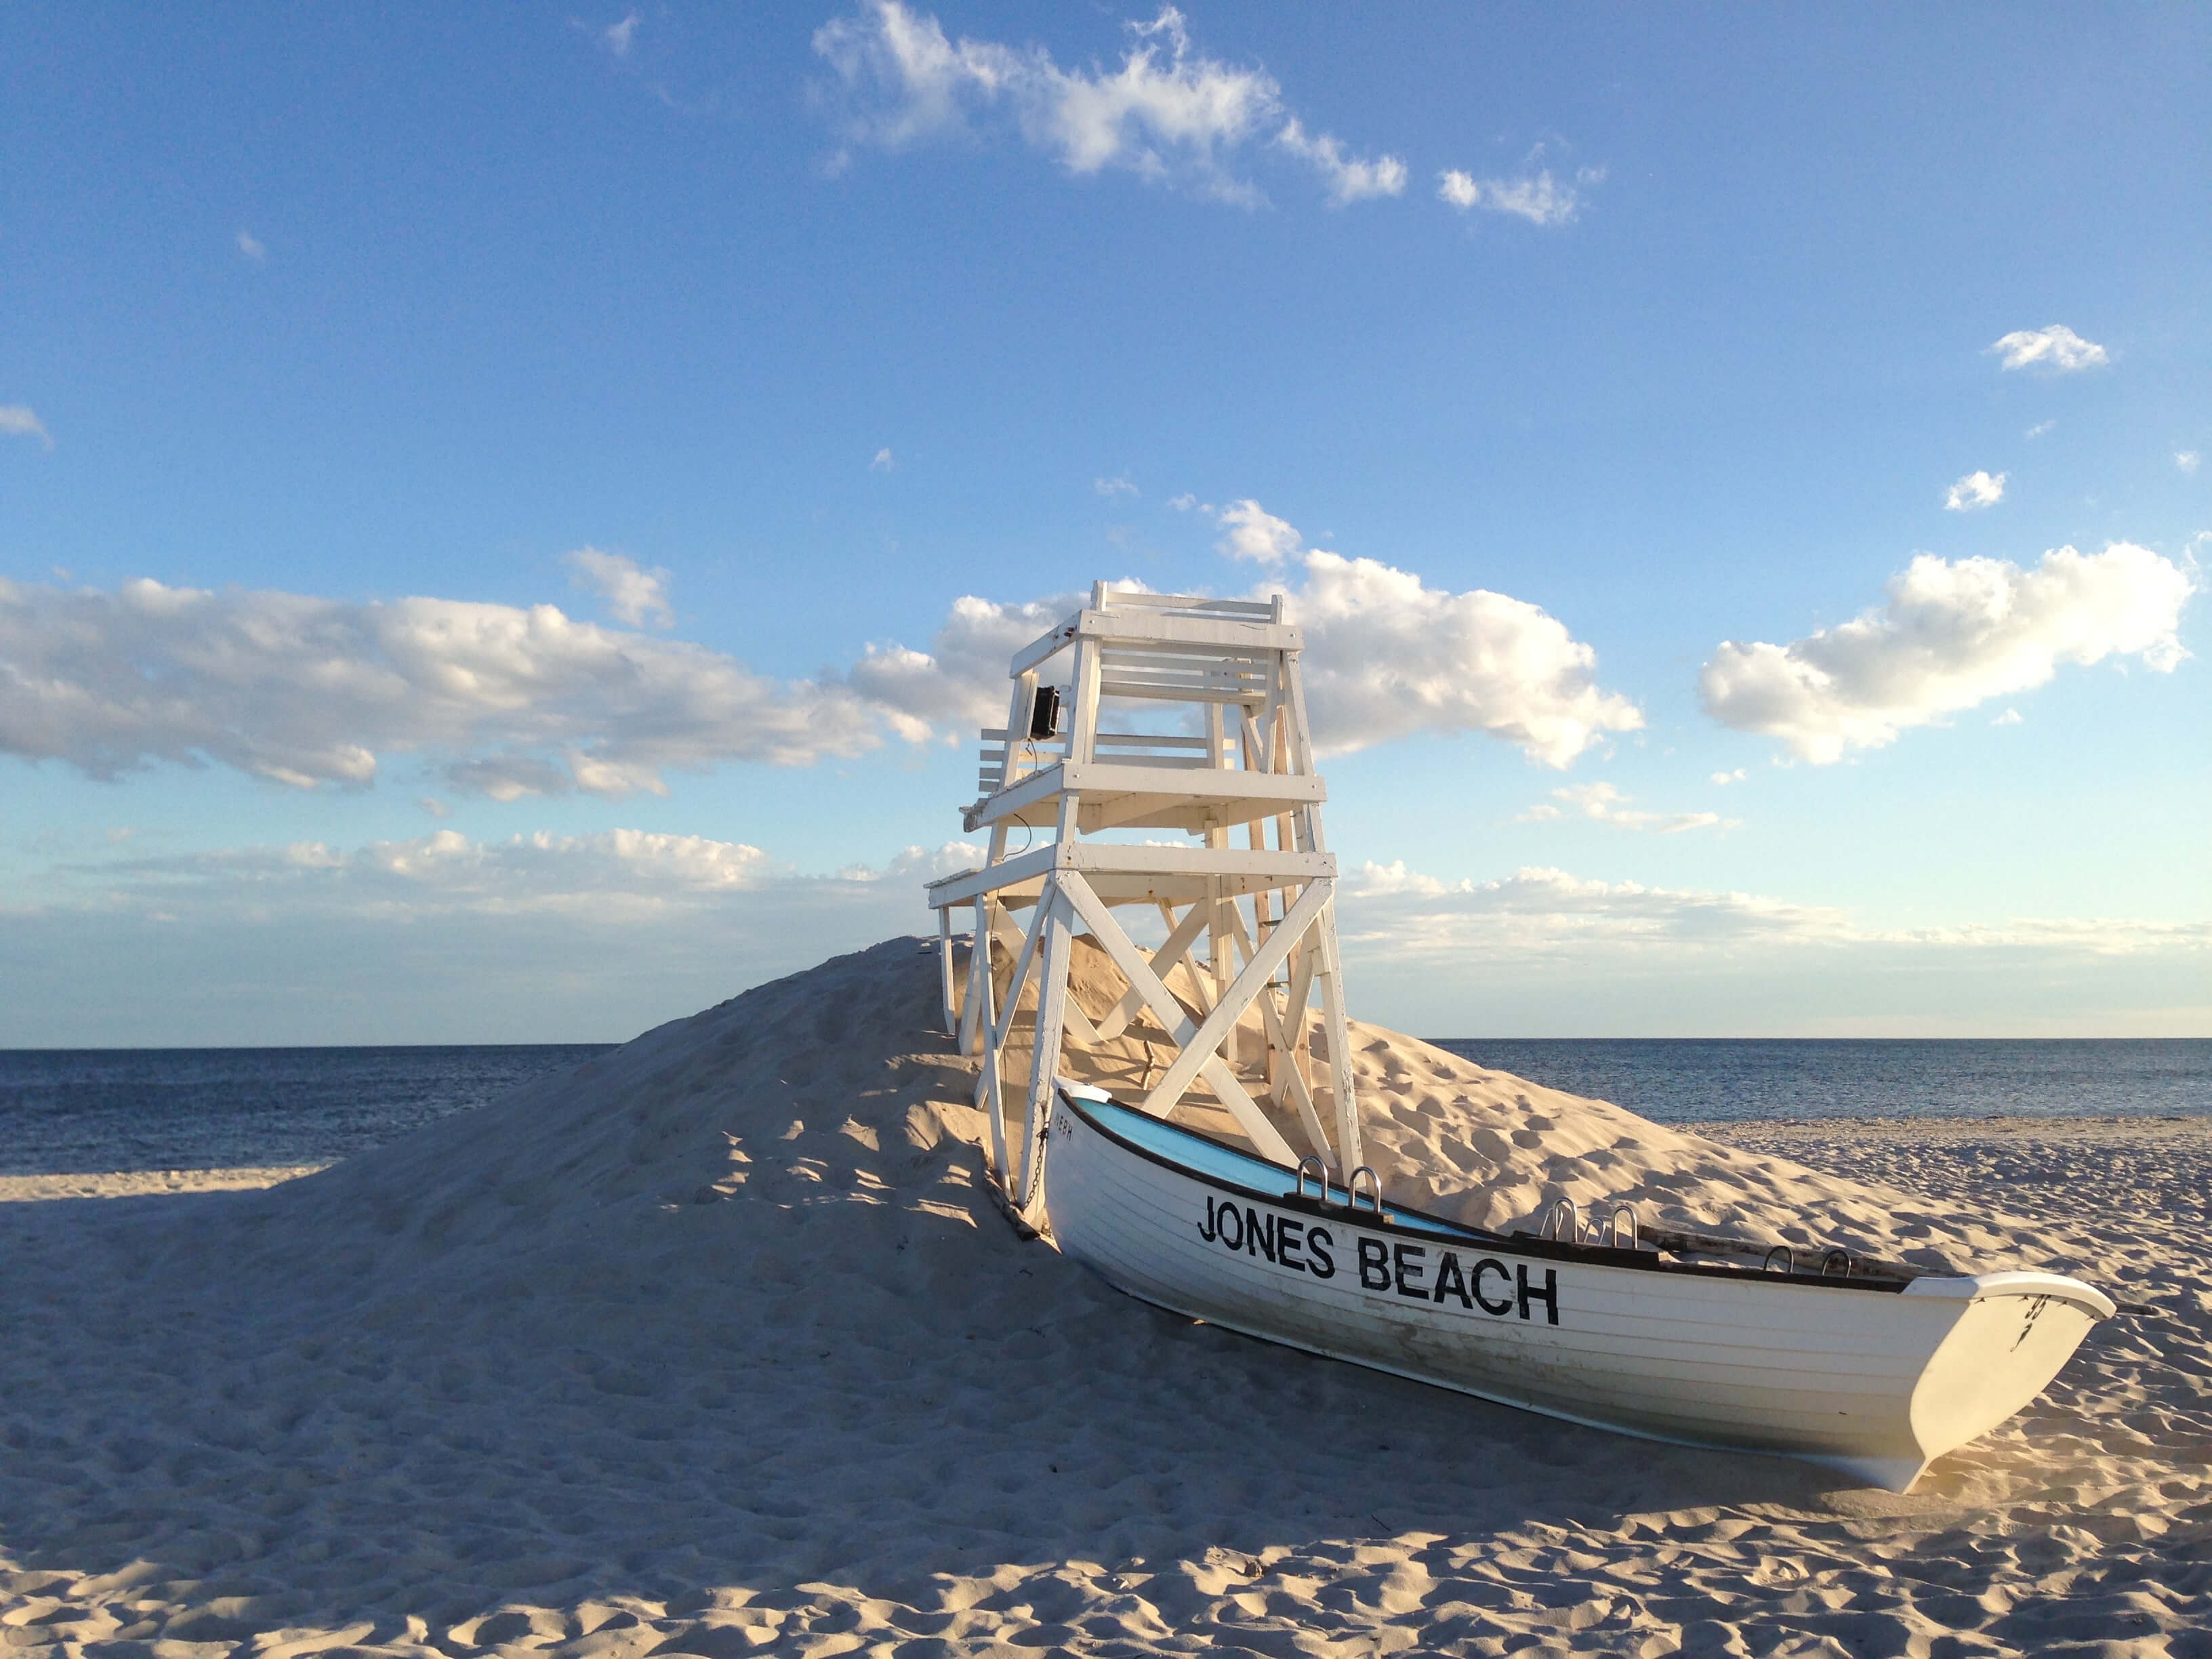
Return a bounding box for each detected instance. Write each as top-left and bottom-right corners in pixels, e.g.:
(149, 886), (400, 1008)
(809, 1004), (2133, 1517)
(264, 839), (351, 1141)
(4, 1036), (2206, 1178)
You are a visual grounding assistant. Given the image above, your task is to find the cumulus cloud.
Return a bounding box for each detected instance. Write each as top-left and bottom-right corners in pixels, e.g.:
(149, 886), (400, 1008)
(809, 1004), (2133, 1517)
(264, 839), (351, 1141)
(1988, 325), (2108, 373)
(2179, 450), (2202, 475)
(844, 591), (1089, 740)
(565, 547), (674, 629)
(1436, 165), (1598, 226)
(1094, 474), (1137, 497)
(869, 447), (895, 472)
(839, 506), (1641, 767)
(2, 523), (1641, 801)
(0, 406), (53, 450)
(2025, 420), (2056, 440)
(0, 577), (890, 797)
(1944, 469), (2006, 512)
(1516, 781), (1729, 834)
(603, 12), (640, 56)
(236, 230), (266, 262)
(1258, 548), (1642, 766)
(1214, 497), (1302, 564)
(1698, 544), (2195, 762)
(812, 2), (1401, 205)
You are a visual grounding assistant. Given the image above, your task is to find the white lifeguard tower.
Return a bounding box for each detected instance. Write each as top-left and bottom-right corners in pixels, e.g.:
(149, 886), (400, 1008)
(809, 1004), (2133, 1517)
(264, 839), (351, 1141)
(925, 581), (1361, 1225)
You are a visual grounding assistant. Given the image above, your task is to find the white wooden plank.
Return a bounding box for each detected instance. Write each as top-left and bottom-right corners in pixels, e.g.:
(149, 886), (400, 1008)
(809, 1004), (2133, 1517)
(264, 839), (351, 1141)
(1094, 731), (1214, 750)
(1010, 619), (1083, 676)
(1313, 910), (1361, 1172)
(925, 843), (1059, 906)
(1017, 895), (1077, 1214)
(936, 905), (956, 1037)
(1067, 637), (1103, 767)
(1075, 609), (1302, 652)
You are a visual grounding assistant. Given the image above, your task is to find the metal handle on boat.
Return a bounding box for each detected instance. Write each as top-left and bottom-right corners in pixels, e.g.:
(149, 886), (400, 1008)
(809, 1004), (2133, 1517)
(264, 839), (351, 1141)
(1541, 1197), (1579, 1244)
(1295, 1155), (1330, 1204)
(1347, 1165), (1383, 1216)
(1821, 1248), (1852, 1278)
(1603, 1204), (1639, 1250)
(1763, 1245), (1793, 1275)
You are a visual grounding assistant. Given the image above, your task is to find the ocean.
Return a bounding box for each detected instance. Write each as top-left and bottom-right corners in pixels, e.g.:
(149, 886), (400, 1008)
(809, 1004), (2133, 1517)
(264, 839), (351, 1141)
(1, 1039), (2206, 1176)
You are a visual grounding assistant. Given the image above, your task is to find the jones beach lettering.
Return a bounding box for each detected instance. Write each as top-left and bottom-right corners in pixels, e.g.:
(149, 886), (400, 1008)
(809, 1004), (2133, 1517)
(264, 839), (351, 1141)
(1197, 1195), (1558, 1324)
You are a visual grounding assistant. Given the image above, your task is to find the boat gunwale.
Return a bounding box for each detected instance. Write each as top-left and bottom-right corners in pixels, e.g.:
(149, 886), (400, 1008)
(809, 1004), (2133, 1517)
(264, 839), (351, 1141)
(1057, 1089), (1915, 1296)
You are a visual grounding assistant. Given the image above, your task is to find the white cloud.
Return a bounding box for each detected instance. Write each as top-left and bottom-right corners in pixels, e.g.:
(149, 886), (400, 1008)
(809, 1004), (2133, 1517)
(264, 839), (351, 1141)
(1, 526), (1641, 803)
(0, 406), (53, 450)
(1991, 708), (2023, 726)
(870, 446), (895, 472)
(1214, 497), (1302, 564)
(1256, 547), (1643, 766)
(1347, 861), (1850, 956)
(418, 796), (452, 818)
(1275, 118), (1406, 205)
(1988, 325), (2108, 373)
(0, 576), (890, 797)
(29, 827), (989, 926)
(845, 591), (1089, 740)
(844, 508), (1641, 767)
(1436, 165), (1597, 226)
(1340, 860), (2212, 975)
(1166, 492), (1207, 512)
(236, 230), (266, 262)
(0, 830), (988, 1042)
(2025, 420), (2056, 440)
(1711, 768), (1746, 785)
(564, 546), (674, 629)
(1698, 544), (2195, 763)
(2178, 450), (2202, 475)
(1943, 469), (2006, 512)
(1517, 781), (1729, 834)
(10, 836), (2196, 1042)
(603, 12), (640, 56)
(813, 2), (1397, 207)
(1094, 474), (1137, 497)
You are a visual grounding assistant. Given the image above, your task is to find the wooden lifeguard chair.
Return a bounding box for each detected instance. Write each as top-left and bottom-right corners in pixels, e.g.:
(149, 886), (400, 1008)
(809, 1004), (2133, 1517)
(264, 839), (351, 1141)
(925, 581), (1361, 1225)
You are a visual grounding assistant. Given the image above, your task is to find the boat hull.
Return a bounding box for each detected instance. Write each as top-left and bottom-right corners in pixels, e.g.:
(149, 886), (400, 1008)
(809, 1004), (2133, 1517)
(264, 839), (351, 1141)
(1041, 1097), (2110, 1492)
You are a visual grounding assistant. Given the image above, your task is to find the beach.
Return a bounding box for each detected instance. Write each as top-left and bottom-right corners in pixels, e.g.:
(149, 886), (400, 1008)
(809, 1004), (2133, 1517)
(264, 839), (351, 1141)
(3, 939), (2205, 1658)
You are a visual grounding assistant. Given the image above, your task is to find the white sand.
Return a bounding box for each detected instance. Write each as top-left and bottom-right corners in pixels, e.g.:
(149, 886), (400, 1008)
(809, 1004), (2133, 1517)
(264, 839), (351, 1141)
(2, 937), (2205, 1656)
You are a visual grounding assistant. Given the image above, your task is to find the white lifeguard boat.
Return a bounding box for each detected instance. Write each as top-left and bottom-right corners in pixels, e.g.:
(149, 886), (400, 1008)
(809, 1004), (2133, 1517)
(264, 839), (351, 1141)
(924, 583), (2111, 1492)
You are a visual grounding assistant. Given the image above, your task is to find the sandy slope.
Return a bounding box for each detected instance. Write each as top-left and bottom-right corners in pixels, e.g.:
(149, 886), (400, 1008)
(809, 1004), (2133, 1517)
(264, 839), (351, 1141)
(2, 938), (2205, 1657)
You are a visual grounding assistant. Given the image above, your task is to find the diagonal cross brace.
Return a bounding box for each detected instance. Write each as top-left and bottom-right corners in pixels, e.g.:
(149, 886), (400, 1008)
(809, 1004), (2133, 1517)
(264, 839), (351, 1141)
(1132, 877), (1333, 1130)
(1093, 898), (1212, 1042)
(989, 904), (1103, 1047)
(1056, 873), (1298, 1168)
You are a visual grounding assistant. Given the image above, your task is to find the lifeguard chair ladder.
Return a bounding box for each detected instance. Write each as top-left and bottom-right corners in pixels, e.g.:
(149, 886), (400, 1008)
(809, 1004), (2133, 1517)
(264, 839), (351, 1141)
(924, 581), (1362, 1225)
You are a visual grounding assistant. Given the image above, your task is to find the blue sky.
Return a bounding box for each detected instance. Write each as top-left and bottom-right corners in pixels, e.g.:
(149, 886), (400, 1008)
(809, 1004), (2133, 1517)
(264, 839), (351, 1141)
(3, 3), (2206, 1043)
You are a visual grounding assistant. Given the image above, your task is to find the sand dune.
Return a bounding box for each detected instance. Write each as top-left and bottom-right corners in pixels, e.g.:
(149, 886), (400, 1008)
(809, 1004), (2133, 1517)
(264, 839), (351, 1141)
(2, 938), (2205, 1656)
